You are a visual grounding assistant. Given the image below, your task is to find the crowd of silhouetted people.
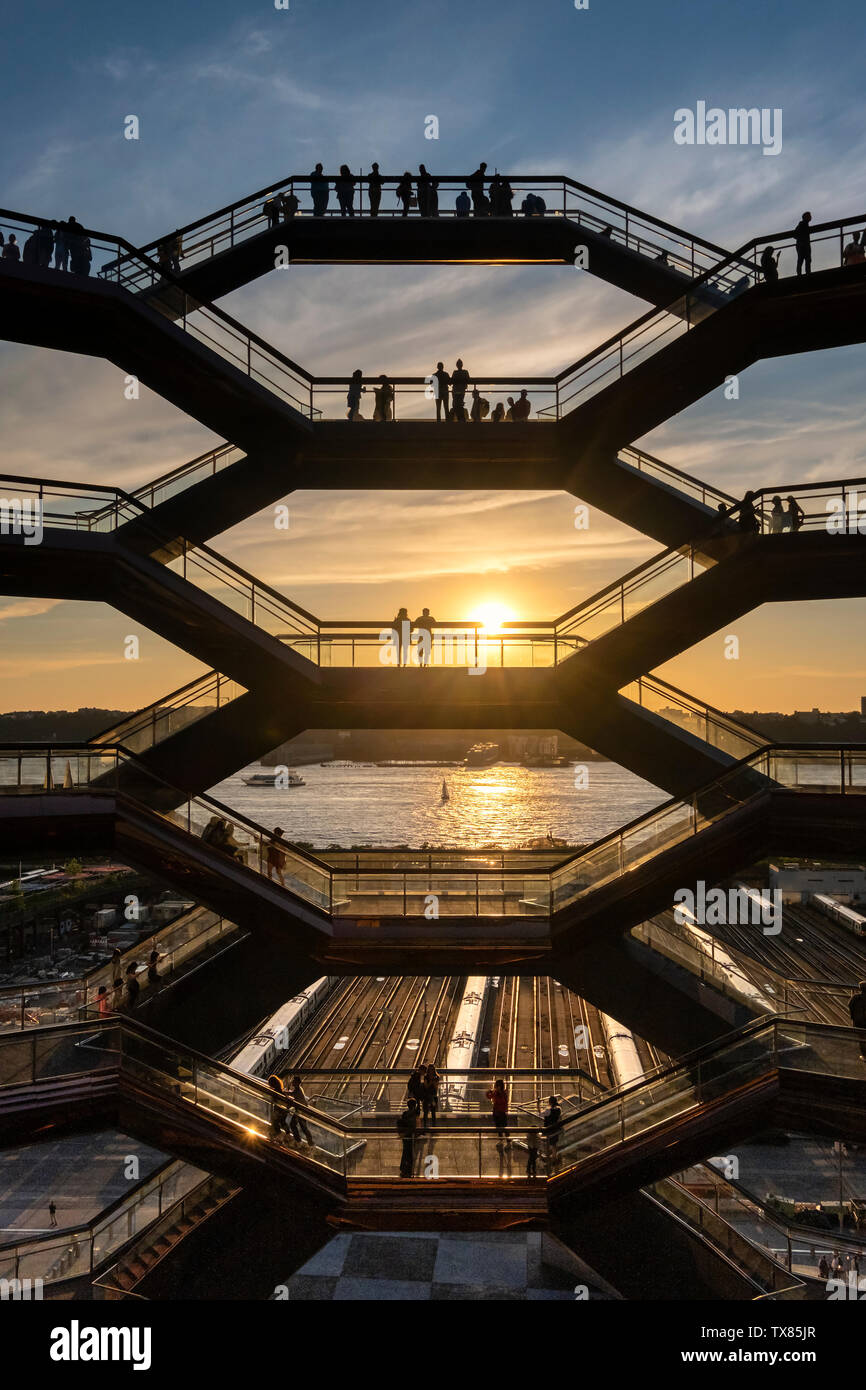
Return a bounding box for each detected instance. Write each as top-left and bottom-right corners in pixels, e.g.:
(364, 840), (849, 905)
(0, 216), (92, 273)
(397, 1078), (563, 1178)
(264, 163), (547, 221)
(757, 211), (866, 282)
(345, 362), (534, 422)
(716, 491), (806, 534)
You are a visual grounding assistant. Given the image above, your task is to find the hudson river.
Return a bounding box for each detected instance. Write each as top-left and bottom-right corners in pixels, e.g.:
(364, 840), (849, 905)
(211, 761), (666, 849)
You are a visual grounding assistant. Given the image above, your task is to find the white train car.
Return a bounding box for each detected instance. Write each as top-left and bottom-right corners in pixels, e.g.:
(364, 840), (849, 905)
(440, 976), (489, 1113)
(811, 893), (866, 938)
(231, 976), (337, 1076)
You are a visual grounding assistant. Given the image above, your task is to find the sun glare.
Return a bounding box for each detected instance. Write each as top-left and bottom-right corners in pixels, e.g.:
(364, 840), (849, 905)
(470, 602), (516, 634)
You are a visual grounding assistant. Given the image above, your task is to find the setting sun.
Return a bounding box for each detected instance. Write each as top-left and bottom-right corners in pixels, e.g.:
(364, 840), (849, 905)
(470, 602), (517, 634)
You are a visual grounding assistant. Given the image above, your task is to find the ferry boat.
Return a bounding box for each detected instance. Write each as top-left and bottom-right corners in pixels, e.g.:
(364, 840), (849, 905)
(464, 742), (500, 767)
(242, 770), (306, 788)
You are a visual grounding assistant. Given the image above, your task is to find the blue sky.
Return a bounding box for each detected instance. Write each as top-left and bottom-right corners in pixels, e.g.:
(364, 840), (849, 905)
(1, 0), (865, 715)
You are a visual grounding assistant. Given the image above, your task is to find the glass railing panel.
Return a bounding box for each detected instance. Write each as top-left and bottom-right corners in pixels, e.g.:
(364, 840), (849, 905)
(0, 1036), (37, 1087)
(766, 748), (840, 791)
(558, 314), (689, 414)
(15, 1233), (92, 1284)
(697, 1032), (775, 1101)
(650, 1181), (788, 1290)
(120, 1029), (193, 1094)
(97, 677), (245, 756)
(0, 983), (88, 1033)
(558, 1101), (624, 1166)
(619, 797), (697, 867)
(163, 546), (318, 647)
(30, 1023), (119, 1081)
(776, 1022), (866, 1080)
(620, 1073), (699, 1140)
(132, 445), (245, 511)
(618, 449), (735, 509)
(622, 679), (765, 762)
(192, 1062), (273, 1134)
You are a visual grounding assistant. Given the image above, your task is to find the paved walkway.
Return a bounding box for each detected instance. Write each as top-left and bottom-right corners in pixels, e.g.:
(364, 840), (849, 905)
(0, 1131), (166, 1236)
(284, 1230), (614, 1301)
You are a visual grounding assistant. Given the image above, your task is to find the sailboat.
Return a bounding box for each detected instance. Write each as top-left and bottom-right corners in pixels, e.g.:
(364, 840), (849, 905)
(440, 779), (450, 803)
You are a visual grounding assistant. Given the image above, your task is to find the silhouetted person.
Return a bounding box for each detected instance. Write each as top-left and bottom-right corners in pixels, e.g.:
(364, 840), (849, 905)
(469, 388), (489, 421)
(794, 211), (812, 276)
(455, 190), (471, 218)
(768, 495), (785, 533)
(432, 361), (450, 421)
(408, 1066), (425, 1110)
(412, 607), (436, 667)
(511, 389), (531, 421)
(490, 175), (513, 216)
(373, 374), (394, 420)
(467, 162), (488, 216)
(525, 1128), (540, 1178)
(22, 231), (39, 265)
(491, 401), (505, 422)
(53, 221), (69, 271)
(486, 1078), (510, 1143)
(263, 194), (282, 227)
(147, 948), (161, 985)
(421, 1063), (440, 1129)
(347, 368), (366, 420)
(849, 981), (866, 1059)
(35, 222), (54, 266)
(843, 229), (865, 267)
(395, 172), (413, 217)
(281, 186), (299, 220)
(760, 244), (780, 283)
(367, 163), (383, 216)
(267, 1074), (287, 1139)
(451, 359), (469, 421)
(737, 490), (760, 533)
(310, 164), (329, 217)
(67, 217), (91, 276)
(543, 1095), (563, 1171)
(2, 234), (20, 264)
(125, 967), (140, 1011)
(288, 1075), (313, 1144)
(417, 164), (432, 217)
(785, 495), (805, 531)
(429, 178), (440, 217)
(49, 1200), (58, 1228)
(397, 1098), (418, 1176)
(266, 826), (288, 885)
(505, 395), (516, 421)
(392, 606), (410, 665)
(336, 165), (356, 217)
